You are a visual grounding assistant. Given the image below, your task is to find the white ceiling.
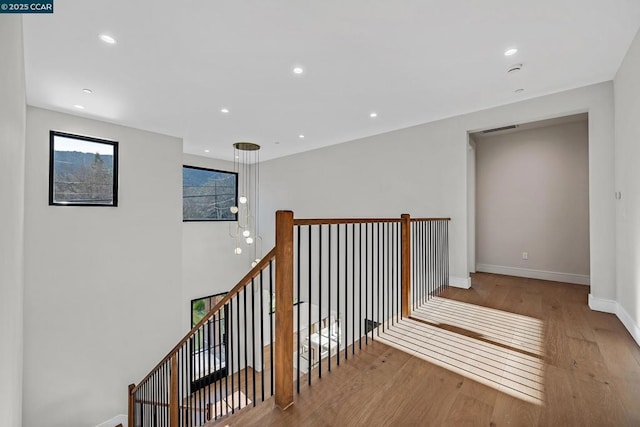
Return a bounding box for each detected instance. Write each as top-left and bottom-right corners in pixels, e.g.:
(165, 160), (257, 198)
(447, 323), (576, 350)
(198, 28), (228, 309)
(23, 0), (640, 161)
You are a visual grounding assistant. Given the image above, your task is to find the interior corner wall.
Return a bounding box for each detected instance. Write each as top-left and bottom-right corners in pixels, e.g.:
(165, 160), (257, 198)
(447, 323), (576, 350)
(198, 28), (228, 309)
(258, 82), (615, 300)
(0, 15), (26, 427)
(467, 134), (477, 274)
(614, 27), (640, 344)
(181, 153), (253, 330)
(23, 107), (183, 427)
(475, 121), (590, 283)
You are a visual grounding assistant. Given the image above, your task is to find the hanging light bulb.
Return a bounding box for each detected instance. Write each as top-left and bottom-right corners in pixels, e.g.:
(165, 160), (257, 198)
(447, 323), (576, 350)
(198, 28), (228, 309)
(230, 206), (239, 214)
(251, 261), (257, 268)
(242, 230), (251, 237)
(246, 237), (254, 244)
(234, 247), (242, 255)
(239, 196), (248, 204)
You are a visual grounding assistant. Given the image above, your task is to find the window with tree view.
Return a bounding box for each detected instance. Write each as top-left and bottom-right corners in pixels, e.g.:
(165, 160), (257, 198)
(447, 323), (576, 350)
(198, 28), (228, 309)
(183, 166), (237, 221)
(49, 131), (118, 206)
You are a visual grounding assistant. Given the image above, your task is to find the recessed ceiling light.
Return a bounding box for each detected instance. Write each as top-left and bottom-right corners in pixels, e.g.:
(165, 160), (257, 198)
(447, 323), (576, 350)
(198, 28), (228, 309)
(292, 66), (304, 75)
(221, 108), (229, 113)
(82, 88), (93, 94)
(73, 104), (85, 109)
(99, 34), (116, 45)
(298, 134), (305, 139)
(504, 48), (518, 56)
(204, 149), (210, 153)
(515, 88), (525, 94)
(370, 112), (378, 118)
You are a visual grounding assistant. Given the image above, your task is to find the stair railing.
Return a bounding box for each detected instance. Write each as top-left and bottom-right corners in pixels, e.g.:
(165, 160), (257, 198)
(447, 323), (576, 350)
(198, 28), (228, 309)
(128, 211), (450, 427)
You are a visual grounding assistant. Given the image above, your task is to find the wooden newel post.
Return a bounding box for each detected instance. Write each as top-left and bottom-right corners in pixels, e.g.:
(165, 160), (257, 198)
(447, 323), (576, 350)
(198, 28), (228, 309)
(401, 214), (411, 318)
(170, 354), (179, 427)
(275, 210), (294, 410)
(128, 383), (135, 426)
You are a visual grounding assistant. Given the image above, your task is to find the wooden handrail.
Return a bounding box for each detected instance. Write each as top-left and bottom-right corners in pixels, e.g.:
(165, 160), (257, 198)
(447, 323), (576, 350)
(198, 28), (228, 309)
(293, 217), (450, 226)
(294, 217), (401, 225)
(131, 246), (277, 394)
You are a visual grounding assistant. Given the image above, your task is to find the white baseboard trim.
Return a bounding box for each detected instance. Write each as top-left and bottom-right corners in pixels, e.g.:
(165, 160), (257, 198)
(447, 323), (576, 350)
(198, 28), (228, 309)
(589, 294), (640, 348)
(450, 276), (471, 289)
(96, 414), (127, 427)
(617, 304), (640, 348)
(476, 263), (590, 286)
(588, 294), (617, 313)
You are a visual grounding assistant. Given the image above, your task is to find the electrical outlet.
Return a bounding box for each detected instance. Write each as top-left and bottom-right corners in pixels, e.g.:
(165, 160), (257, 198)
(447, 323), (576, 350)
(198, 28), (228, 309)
(522, 252), (528, 260)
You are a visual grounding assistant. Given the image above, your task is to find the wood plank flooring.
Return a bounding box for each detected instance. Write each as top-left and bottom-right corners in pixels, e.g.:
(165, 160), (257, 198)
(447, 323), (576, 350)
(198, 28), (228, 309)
(212, 273), (640, 426)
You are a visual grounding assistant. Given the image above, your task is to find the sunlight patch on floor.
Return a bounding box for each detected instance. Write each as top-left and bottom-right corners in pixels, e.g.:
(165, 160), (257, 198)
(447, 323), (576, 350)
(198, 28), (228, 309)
(377, 297), (544, 405)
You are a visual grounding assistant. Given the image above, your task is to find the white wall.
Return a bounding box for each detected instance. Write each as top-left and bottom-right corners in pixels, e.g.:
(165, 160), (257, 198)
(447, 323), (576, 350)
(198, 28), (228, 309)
(23, 107), (184, 427)
(614, 27), (640, 345)
(467, 134), (476, 274)
(259, 82), (615, 299)
(181, 153), (253, 330)
(0, 16), (26, 427)
(475, 120), (590, 284)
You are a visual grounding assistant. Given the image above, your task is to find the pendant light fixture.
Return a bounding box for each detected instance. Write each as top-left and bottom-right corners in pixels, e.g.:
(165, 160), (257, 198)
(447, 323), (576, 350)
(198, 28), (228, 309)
(229, 142), (262, 267)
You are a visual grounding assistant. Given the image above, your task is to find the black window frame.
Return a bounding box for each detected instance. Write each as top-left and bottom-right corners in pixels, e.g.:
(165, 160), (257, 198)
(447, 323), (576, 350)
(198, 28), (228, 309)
(49, 130), (119, 207)
(183, 165), (238, 222)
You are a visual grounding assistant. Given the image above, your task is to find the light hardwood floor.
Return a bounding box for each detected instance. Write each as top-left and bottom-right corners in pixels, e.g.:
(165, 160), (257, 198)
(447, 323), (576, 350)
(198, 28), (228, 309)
(213, 273), (640, 426)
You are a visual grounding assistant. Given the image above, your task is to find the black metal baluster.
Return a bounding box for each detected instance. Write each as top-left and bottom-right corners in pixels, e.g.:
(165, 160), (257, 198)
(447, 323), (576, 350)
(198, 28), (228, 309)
(328, 224), (332, 372)
(251, 279), (256, 407)
(352, 224), (355, 356)
(211, 315), (217, 421)
(157, 364), (162, 426)
(414, 221), (418, 310)
(219, 310), (225, 420)
(153, 366), (157, 426)
(419, 221), (423, 305)
(422, 221), (426, 304)
(205, 320), (210, 422)
(228, 299), (234, 417)
(318, 224), (323, 378)
(235, 293), (240, 413)
(360, 223), (364, 348)
(343, 223), (348, 361)
(269, 261), (274, 396)
(438, 220), (442, 294)
(141, 382), (145, 426)
(307, 225), (312, 385)
(383, 222), (388, 332)
(365, 223), (369, 345)
(375, 222), (380, 339)
(446, 220), (449, 290)
(181, 346), (185, 426)
(296, 226), (301, 393)
(260, 269), (265, 401)
(336, 223), (341, 366)
(428, 222), (432, 299)
(436, 221), (440, 295)
(391, 223), (396, 325)
(224, 304), (230, 418)
(243, 287), (248, 408)
(421, 221), (425, 304)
